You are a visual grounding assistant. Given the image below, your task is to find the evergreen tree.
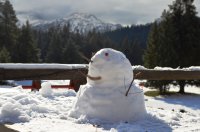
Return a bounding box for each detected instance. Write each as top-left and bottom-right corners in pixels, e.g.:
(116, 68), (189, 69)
(144, 18), (175, 94)
(35, 28), (56, 62)
(62, 38), (81, 64)
(119, 37), (143, 65)
(81, 31), (102, 58)
(45, 29), (63, 63)
(143, 23), (159, 68)
(14, 21), (39, 63)
(144, 0), (200, 94)
(0, 1), (3, 47)
(131, 41), (143, 65)
(0, 46), (11, 62)
(0, 0), (18, 59)
(105, 24), (152, 49)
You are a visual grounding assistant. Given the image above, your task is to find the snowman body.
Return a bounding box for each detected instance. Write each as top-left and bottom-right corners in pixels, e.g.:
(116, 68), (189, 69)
(69, 48), (146, 122)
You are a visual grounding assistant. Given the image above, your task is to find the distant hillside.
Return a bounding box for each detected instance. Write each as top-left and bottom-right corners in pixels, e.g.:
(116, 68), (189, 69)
(32, 13), (122, 34)
(104, 23), (152, 48)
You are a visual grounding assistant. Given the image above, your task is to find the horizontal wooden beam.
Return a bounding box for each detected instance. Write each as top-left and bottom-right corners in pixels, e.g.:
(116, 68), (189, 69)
(0, 64), (88, 91)
(133, 70), (200, 80)
(0, 68), (88, 80)
(0, 64), (200, 90)
(0, 64), (200, 80)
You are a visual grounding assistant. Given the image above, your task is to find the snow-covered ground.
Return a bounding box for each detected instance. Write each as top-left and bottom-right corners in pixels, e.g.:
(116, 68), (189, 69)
(0, 81), (199, 132)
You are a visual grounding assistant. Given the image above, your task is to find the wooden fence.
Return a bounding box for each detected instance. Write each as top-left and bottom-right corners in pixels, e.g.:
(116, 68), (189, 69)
(0, 64), (200, 91)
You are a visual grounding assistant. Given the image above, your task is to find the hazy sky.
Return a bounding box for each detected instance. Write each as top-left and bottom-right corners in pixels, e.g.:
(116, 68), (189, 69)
(10, 0), (200, 25)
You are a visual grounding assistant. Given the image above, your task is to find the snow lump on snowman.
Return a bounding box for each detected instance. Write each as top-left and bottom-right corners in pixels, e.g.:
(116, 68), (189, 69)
(69, 48), (146, 122)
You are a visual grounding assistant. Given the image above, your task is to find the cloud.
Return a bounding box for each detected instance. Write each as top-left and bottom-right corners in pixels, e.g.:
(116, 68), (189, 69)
(10, 0), (200, 25)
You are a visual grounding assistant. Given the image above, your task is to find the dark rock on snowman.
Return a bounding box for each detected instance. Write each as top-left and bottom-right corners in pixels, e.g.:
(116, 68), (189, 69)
(69, 48), (146, 122)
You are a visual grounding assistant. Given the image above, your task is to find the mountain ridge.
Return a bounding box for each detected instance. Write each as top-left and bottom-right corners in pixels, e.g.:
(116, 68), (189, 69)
(32, 13), (122, 34)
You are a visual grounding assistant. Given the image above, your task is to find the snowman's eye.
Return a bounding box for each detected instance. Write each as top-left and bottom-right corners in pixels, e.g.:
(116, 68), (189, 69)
(105, 52), (109, 57)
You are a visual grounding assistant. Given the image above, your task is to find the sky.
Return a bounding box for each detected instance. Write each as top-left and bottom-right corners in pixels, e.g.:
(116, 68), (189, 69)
(10, 0), (200, 25)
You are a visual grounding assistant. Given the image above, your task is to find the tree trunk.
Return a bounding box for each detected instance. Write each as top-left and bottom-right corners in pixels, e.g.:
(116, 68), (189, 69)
(178, 80), (185, 94)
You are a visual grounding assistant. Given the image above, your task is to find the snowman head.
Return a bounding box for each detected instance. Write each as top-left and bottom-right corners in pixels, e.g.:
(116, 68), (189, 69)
(87, 48), (133, 86)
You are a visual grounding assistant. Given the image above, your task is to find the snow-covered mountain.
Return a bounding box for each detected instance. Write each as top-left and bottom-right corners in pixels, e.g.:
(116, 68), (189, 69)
(32, 13), (122, 34)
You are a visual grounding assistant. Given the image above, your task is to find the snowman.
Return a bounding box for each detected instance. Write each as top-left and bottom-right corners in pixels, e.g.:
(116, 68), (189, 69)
(69, 48), (146, 122)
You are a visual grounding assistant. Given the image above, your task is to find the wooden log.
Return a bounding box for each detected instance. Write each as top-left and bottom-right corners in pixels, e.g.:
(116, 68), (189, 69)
(32, 80), (41, 91)
(0, 67), (88, 90)
(0, 68), (88, 80)
(133, 70), (200, 80)
(1, 68), (199, 80)
(0, 64), (200, 90)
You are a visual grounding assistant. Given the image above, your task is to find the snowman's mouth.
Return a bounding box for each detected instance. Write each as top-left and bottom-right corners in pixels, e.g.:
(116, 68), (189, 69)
(87, 74), (101, 81)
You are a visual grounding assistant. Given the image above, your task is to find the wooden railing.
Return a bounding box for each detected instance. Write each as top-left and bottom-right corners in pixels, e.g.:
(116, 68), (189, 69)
(133, 69), (200, 80)
(0, 64), (200, 91)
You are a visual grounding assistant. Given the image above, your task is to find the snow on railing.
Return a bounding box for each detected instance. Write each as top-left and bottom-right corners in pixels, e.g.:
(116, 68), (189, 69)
(133, 65), (200, 71)
(0, 63), (87, 69)
(132, 65), (200, 80)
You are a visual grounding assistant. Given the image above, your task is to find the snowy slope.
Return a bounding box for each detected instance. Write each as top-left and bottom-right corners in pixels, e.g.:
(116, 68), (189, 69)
(32, 13), (122, 34)
(0, 83), (200, 132)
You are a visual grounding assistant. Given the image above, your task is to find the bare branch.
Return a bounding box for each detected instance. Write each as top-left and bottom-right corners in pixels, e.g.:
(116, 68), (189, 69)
(125, 72), (141, 96)
(87, 74), (101, 81)
(78, 52), (93, 63)
(77, 70), (101, 81)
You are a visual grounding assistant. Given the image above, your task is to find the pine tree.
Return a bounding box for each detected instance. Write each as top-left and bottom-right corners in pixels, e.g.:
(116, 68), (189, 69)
(131, 41), (143, 65)
(0, 46), (11, 62)
(81, 31), (100, 59)
(118, 37), (143, 65)
(14, 21), (39, 63)
(62, 38), (81, 64)
(0, 0), (18, 59)
(0, 1), (3, 48)
(143, 23), (159, 68)
(45, 29), (63, 63)
(144, 0), (200, 94)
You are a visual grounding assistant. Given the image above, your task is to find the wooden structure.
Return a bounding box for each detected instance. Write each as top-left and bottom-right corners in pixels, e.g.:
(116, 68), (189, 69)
(0, 64), (200, 91)
(133, 69), (200, 80)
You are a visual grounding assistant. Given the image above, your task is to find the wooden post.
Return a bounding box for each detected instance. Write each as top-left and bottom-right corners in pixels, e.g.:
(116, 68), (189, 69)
(32, 80), (41, 91)
(69, 80), (75, 89)
(71, 78), (87, 92)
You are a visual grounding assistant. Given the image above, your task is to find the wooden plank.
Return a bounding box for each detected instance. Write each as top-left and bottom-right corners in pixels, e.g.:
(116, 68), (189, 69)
(0, 68), (87, 80)
(0, 67), (200, 80)
(133, 70), (200, 80)
(0, 67), (88, 90)
(0, 64), (200, 90)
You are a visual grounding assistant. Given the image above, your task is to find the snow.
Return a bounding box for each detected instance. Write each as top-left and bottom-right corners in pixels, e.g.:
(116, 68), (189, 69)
(69, 48), (146, 122)
(13, 80), (70, 87)
(0, 102), (30, 123)
(0, 49), (200, 131)
(154, 66), (176, 70)
(33, 13), (122, 34)
(145, 93), (200, 131)
(132, 65), (147, 70)
(182, 66), (200, 71)
(0, 84), (199, 132)
(0, 82), (199, 131)
(154, 66), (200, 71)
(1, 63), (199, 71)
(44, 80), (70, 85)
(0, 63), (87, 69)
(0, 85), (76, 124)
(39, 82), (53, 97)
(133, 65), (200, 71)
